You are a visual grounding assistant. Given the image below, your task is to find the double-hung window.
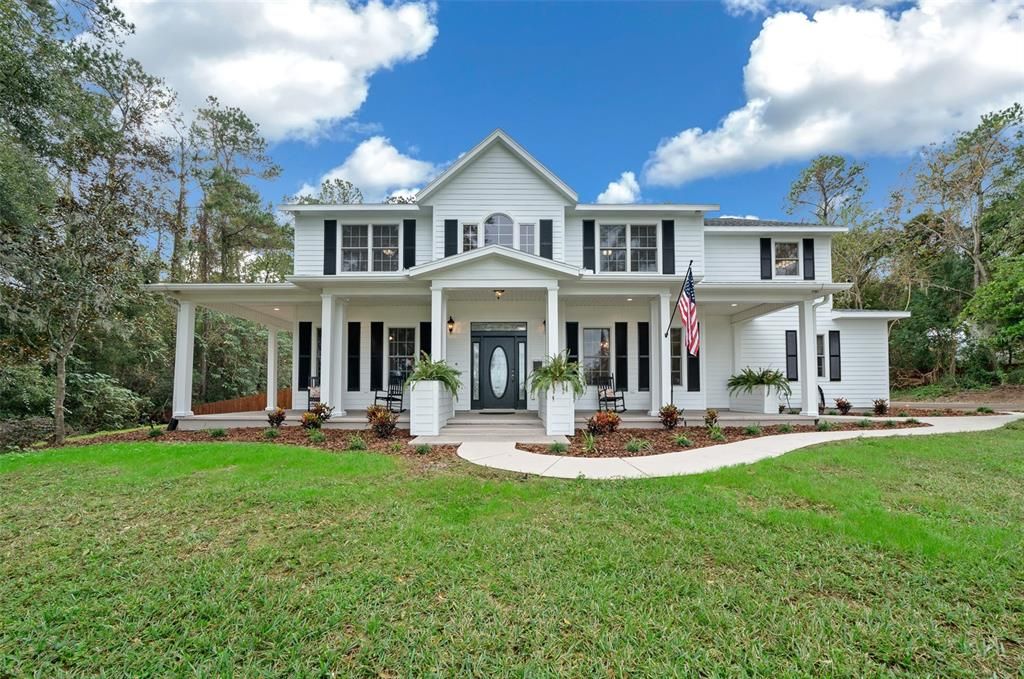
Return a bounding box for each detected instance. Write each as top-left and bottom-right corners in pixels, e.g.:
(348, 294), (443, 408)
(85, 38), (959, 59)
(582, 328), (611, 385)
(670, 328), (682, 386)
(341, 224), (399, 272)
(518, 223), (535, 254)
(816, 334), (826, 378)
(462, 224), (478, 252)
(388, 327), (416, 382)
(600, 223), (659, 272)
(774, 241), (800, 277)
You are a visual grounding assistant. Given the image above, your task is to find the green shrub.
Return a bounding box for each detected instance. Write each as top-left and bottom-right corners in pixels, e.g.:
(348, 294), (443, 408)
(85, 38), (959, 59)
(308, 430), (327, 444)
(778, 423), (794, 433)
(415, 443), (431, 455)
(906, 418), (921, 424)
(366, 405), (398, 438)
(587, 411), (620, 435)
(581, 431), (597, 454)
(883, 419), (897, 428)
(208, 428), (227, 439)
(0, 363), (53, 419)
(548, 442), (567, 454)
(147, 427), (163, 438)
(856, 418), (872, 428)
(388, 441), (403, 454)
(708, 426), (726, 442)
(624, 437), (652, 453)
(673, 434), (692, 448)
(816, 420), (835, 432)
(897, 410), (909, 417)
(0, 417), (54, 452)
(742, 424), (762, 436)
(827, 409), (838, 416)
(262, 427), (279, 439)
(658, 404), (681, 429)
(347, 433), (367, 450)
(302, 403), (334, 429)
(64, 370), (147, 432)
(977, 406), (994, 413)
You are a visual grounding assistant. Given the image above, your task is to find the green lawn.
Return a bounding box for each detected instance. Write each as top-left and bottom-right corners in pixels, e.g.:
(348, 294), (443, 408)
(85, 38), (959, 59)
(2, 425), (1023, 676)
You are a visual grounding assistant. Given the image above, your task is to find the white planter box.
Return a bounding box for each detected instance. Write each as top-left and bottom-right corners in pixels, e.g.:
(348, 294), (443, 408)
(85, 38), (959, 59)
(541, 387), (575, 436)
(409, 381), (454, 436)
(729, 385), (784, 415)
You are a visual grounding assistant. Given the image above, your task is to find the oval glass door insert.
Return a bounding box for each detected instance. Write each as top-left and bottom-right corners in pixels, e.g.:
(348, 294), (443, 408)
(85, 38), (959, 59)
(489, 346), (509, 398)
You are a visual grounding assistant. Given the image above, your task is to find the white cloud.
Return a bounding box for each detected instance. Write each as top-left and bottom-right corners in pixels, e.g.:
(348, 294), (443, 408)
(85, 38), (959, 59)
(645, 0), (1024, 186)
(723, 0), (899, 15)
(596, 171), (641, 204)
(720, 214), (761, 219)
(318, 136), (437, 201)
(119, 0), (438, 141)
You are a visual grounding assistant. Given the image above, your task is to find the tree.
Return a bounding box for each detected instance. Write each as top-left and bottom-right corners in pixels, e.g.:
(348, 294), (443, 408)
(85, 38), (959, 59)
(784, 154), (867, 225)
(906, 103), (1024, 289)
(286, 178), (363, 205)
(962, 256), (1024, 366)
(386, 193), (416, 204)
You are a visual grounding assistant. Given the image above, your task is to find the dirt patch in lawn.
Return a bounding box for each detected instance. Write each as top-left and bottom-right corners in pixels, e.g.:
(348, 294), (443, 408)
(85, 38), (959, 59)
(56, 427), (460, 468)
(517, 421), (929, 458)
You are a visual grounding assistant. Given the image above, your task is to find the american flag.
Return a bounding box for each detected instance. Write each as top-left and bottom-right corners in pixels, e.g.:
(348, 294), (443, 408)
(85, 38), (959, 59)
(677, 264), (700, 356)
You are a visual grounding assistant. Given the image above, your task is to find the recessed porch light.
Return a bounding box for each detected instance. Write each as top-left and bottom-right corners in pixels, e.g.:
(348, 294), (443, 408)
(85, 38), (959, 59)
(273, 307), (281, 311)
(626, 298), (633, 302)
(494, 289), (505, 300)
(730, 303), (738, 307)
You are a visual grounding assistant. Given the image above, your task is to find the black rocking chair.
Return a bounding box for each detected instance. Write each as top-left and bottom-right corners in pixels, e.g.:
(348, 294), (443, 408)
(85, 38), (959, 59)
(596, 374), (626, 413)
(374, 375), (406, 413)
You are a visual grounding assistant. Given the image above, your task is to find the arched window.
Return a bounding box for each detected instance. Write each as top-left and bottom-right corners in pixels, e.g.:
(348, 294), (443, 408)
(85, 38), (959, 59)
(483, 213), (514, 248)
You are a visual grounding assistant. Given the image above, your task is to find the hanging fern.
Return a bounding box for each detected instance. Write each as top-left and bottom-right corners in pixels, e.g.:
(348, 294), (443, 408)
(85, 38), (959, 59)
(727, 367), (793, 398)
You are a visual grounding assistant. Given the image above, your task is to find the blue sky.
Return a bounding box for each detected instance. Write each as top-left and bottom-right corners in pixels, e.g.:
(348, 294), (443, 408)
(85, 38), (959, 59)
(119, 0), (1024, 220)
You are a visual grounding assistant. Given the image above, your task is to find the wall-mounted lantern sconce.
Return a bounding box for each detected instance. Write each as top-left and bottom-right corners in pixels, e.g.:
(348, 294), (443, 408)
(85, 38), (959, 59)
(540, 319), (546, 331)
(447, 315), (455, 334)
(494, 289), (505, 300)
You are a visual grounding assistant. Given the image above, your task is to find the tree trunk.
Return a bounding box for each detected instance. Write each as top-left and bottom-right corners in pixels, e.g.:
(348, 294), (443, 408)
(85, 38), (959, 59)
(54, 351), (67, 445)
(170, 152), (188, 281)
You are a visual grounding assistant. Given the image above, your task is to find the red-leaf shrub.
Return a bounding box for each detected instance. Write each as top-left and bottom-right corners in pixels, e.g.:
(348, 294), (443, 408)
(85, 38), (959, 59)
(587, 411), (621, 435)
(659, 404), (681, 430)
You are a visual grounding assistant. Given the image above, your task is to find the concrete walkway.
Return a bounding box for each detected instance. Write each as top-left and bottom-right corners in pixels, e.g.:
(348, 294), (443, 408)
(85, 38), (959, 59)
(456, 412), (1023, 480)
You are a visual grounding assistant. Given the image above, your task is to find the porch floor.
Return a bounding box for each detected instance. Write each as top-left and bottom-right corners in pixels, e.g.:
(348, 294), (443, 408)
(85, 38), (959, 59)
(174, 409), (409, 431)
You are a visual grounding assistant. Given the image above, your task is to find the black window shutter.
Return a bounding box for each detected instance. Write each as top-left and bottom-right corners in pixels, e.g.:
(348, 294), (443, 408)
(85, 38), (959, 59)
(637, 322), (650, 392)
(323, 220), (337, 275)
(686, 325), (700, 392)
(785, 330), (798, 381)
(298, 322), (312, 390)
(403, 219), (416, 269)
(582, 220), (596, 271)
(347, 322), (360, 391)
(661, 220), (675, 275)
(803, 238), (815, 280)
(760, 238), (772, 280)
(828, 330), (841, 381)
(614, 322), (628, 391)
(370, 322), (384, 391)
(539, 219), (553, 259)
(419, 321), (432, 359)
(565, 322), (579, 363)
(444, 219), (458, 257)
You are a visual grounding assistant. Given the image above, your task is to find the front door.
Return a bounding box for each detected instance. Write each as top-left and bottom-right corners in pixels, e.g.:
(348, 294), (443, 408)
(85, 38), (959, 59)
(478, 336), (517, 409)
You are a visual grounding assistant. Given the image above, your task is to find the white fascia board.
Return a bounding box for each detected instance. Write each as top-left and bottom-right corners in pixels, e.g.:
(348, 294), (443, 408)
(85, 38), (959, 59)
(406, 245), (581, 278)
(704, 225), (847, 234)
(145, 282), (299, 293)
(276, 203), (422, 213)
(573, 203), (720, 213)
(831, 309), (912, 320)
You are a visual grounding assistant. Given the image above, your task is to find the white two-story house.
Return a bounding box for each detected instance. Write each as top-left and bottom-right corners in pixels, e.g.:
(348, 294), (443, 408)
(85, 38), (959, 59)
(152, 130), (908, 430)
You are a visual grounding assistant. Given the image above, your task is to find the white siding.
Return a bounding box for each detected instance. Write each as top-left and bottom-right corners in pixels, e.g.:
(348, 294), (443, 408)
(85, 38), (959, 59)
(293, 215), (324, 276)
(425, 144), (567, 261)
(734, 305), (891, 409)
(704, 235), (832, 283)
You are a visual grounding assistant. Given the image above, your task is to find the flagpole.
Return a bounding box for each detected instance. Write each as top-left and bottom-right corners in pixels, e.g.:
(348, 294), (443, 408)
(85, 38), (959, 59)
(664, 260), (693, 338)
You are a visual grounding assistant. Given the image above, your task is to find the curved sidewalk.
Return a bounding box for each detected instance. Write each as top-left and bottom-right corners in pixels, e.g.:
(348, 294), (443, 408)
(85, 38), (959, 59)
(456, 413), (1024, 480)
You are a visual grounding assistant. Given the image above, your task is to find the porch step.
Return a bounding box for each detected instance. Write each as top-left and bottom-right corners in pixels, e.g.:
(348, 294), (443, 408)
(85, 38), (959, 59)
(412, 411), (565, 445)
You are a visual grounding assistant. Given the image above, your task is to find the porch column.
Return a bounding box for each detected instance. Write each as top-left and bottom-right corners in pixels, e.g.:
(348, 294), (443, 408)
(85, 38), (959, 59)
(798, 299), (817, 416)
(320, 293), (335, 411)
(331, 300), (346, 415)
(546, 285), (559, 357)
(658, 292), (672, 411)
(649, 297), (661, 416)
(431, 286), (445, 360)
(172, 300), (196, 418)
(265, 330), (278, 412)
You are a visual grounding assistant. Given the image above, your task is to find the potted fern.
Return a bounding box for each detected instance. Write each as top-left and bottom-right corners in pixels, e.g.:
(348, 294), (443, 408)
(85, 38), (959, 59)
(529, 351), (585, 436)
(406, 352), (462, 436)
(727, 367), (793, 414)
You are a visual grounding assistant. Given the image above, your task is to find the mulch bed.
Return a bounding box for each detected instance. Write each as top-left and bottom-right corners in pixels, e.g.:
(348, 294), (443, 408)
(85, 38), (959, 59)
(518, 420), (930, 458)
(848, 407), (999, 417)
(60, 427), (460, 467)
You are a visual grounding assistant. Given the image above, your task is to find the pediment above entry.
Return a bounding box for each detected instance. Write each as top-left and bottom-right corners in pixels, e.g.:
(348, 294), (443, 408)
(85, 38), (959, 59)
(406, 245), (581, 286)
